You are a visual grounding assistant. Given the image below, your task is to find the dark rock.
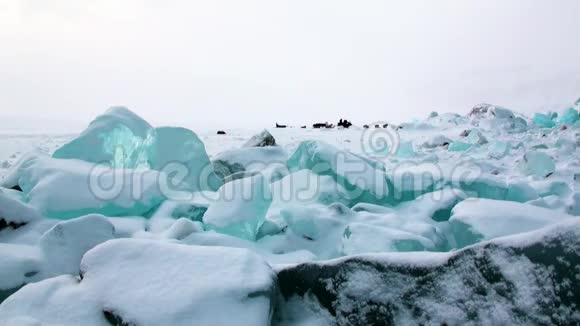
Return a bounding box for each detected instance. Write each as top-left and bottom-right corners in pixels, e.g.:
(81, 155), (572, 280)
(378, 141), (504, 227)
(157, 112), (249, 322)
(212, 160), (245, 181)
(460, 129), (471, 137)
(274, 221), (580, 325)
(301, 126), (307, 129)
(0, 287), (22, 304)
(10, 185), (22, 192)
(363, 125), (369, 129)
(470, 103), (493, 116)
(104, 310), (133, 326)
(244, 129), (276, 147)
(276, 123), (287, 128)
(217, 131), (226, 135)
(0, 218), (26, 232)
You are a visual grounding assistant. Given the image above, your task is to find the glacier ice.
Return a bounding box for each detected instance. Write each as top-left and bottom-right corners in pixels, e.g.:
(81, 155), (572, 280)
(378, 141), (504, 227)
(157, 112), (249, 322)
(203, 174), (272, 241)
(2, 154), (166, 219)
(148, 127), (222, 192)
(422, 134), (451, 148)
(448, 140), (472, 152)
(449, 198), (573, 247)
(52, 107), (221, 192)
(394, 141), (416, 158)
(532, 112), (556, 128)
(213, 146), (288, 183)
(53, 106), (154, 167)
(557, 107), (579, 125)
(518, 151), (556, 177)
(2, 104), (580, 324)
(341, 223), (435, 255)
(287, 140), (391, 205)
(488, 141), (510, 159)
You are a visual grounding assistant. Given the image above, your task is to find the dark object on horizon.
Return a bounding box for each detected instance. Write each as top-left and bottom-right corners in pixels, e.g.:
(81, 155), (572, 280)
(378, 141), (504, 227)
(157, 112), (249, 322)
(276, 123), (287, 128)
(338, 119), (353, 129)
(363, 125), (369, 129)
(470, 103), (493, 116)
(383, 123), (389, 128)
(301, 126), (307, 129)
(374, 124), (380, 128)
(217, 130), (226, 135)
(313, 122), (334, 129)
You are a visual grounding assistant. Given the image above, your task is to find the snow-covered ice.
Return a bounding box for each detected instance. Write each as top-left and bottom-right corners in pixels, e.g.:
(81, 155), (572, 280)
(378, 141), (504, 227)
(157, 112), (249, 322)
(1, 104), (579, 324)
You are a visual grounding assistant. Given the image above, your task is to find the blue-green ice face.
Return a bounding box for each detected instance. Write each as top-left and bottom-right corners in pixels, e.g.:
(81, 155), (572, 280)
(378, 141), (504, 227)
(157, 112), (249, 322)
(100, 125), (154, 169)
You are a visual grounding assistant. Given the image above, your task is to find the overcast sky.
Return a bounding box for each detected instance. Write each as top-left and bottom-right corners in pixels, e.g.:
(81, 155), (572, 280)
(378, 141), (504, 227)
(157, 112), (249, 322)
(1, 0), (579, 131)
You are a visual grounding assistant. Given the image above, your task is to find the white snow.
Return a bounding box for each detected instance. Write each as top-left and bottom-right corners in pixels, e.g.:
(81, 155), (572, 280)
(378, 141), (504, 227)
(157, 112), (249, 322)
(1, 239), (277, 326)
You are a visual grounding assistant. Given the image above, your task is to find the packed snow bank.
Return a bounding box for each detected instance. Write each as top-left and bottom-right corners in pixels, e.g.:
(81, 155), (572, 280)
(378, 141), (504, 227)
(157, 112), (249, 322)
(0, 239), (277, 326)
(274, 219), (580, 325)
(0, 215), (114, 299)
(449, 198), (575, 247)
(0, 188), (43, 226)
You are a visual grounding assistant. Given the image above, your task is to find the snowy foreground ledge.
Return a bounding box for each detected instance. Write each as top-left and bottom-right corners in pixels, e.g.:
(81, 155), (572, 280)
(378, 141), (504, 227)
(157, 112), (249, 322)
(0, 104), (579, 324)
(0, 220), (578, 325)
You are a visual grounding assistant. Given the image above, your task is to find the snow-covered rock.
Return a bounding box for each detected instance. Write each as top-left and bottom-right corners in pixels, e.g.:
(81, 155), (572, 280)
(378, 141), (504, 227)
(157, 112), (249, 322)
(0, 189), (43, 227)
(244, 129), (277, 147)
(213, 146), (288, 182)
(275, 220), (580, 325)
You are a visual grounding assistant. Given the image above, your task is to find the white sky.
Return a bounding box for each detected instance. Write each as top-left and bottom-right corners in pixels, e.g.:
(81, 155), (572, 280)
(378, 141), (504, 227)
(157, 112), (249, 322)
(1, 0), (579, 131)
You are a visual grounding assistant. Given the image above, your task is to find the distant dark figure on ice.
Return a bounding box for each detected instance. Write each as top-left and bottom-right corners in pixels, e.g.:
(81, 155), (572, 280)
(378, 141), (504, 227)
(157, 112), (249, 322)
(275, 122), (287, 128)
(313, 122), (334, 129)
(338, 119), (352, 128)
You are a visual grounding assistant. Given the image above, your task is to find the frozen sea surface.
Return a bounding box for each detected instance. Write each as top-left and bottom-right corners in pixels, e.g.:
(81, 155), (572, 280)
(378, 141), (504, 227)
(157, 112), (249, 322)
(1, 104), (579, 325)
